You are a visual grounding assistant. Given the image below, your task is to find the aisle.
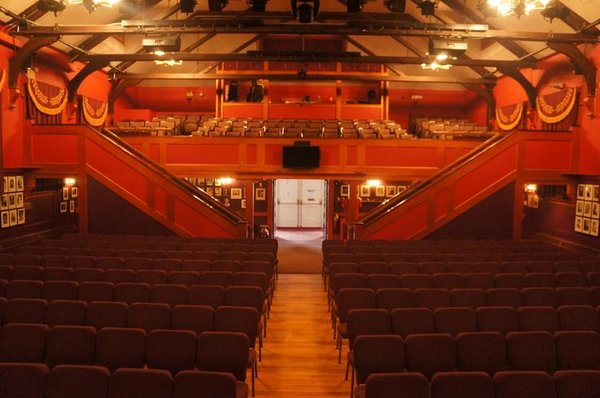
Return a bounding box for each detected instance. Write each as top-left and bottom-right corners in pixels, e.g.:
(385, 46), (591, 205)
(253, 274), (350, 397)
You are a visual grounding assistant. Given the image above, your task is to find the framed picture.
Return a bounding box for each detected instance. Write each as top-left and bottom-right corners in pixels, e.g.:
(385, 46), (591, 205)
(583, 218), (591, 234)
(9, 209), (17, 226)
(17, 208), (25, 225)
(584, 201), (592, 217)
(197, 178), (205, 186)
(577, 184), (585, 199)
(214, 187), (222, 197)
(205, 178), (214, 186)
(223, 198), (230, 207)
(3, 177), (7, 193)
(397, 186), (407, 194)
(241, 199), (246, 209)
(527, 193), (539, 209)
(585, 184), (594, 200)
(360, 185), (370, 197)
(576, 200), (584, 216)
(71, 187), (78, 198)
(340, 185), (350, 198)
(214, 179), (222, 187)
(591, 219), (600, 237)
(231, 187), (243, 199)
(16, 176), (24, 192)
(255, 187), (266, 201)
(375, 186), (385, 197)
(385, 186), (397, 197)
(62, 187), (69, 200)
(60, 202), (67, 213)
(8, 194), (15, 209)
(575, 216), (583, 232)
(1, 211), (8, 228)
(206, 187), (214, 196)
(593, 202), (600, 219)
(15, 192), (23, 208)
(69, 200), (75, 213)
(0, 195), (7, 211)
(8, 176), (16, 193)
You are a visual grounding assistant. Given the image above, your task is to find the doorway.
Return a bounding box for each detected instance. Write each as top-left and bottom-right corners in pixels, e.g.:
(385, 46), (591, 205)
(274, 179), (327, 241)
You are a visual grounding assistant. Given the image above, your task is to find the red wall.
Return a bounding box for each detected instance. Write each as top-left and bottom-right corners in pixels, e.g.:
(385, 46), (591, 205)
(123, 86), (216, 114)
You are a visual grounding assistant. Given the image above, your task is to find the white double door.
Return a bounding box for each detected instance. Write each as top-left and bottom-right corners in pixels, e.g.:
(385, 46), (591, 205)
(275, 179), (325, 228)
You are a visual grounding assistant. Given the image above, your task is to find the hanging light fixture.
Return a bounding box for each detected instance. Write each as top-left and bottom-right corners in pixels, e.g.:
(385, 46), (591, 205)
(481, 0), (553, 18)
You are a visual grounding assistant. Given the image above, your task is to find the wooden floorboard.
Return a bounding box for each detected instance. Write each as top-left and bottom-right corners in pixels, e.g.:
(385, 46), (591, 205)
(252, 274), (350, 397)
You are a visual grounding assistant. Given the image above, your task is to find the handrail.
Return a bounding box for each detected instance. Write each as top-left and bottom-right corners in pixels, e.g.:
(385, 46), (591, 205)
(356, 132), (512, 227)
(97, 126), (247, 227)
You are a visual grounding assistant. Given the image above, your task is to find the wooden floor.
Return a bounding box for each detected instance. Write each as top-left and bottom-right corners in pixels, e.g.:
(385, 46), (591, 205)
(252, 274), (350, 397)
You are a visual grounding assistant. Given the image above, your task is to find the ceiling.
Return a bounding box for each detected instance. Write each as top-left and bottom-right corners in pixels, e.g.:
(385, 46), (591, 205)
(0, 0), (598, 91)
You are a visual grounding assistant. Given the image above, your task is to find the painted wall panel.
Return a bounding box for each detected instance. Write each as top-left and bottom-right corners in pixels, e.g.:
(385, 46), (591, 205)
(265, 144), (282, 166)
(320, 145), (340, 166)
(523, 140), (572, 170)
(246, 144), (258, 165)
(340, 105), (380, 121)
(434, 188), (449, 222)
(222, 104), (264, 119)
(364, 146), (438, 167)
(269, 104), (336, 119)
(369, 201), (429, 239)
(31, 135), (79, 164)
(154, 185), (168, 219)
(165, 144), (239, 164)
(173, 198), (231, 237)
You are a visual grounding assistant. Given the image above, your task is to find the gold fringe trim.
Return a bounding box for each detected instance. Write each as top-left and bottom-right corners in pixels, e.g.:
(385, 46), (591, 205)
(536, 87), (577, 124)
(27, 78), (67, 116)
(82, 96), (108, 127)
(496, 102), (523, 131)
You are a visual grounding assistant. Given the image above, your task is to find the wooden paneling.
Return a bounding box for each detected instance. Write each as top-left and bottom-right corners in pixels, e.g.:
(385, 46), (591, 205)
(31, 134), (79, 164)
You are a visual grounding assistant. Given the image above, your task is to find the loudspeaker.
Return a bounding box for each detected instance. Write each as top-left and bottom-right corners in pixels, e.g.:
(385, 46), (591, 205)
(180, 0), (197, 13)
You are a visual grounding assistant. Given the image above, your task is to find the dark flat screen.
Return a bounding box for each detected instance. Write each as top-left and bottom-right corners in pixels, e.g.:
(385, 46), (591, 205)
(282, 146), (321, 169)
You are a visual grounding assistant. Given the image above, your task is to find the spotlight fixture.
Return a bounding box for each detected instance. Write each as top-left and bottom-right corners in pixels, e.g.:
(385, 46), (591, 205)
(37, 0), (67, 15)
(247, 0), (267, 12)
(179, 0), (197, 13)
(480, 0), (554, 18)
(292, 0), (319, 22)
(346, 0), (366, 13)
(384, 0), (406, 12)
(68, 0), (120, 12)
(418, 0), (436, 16)
(540, 3), (567, 22)
(208, 0), (228, 11)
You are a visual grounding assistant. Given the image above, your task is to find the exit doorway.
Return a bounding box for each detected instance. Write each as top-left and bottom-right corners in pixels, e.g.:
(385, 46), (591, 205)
(274, 179), (327, 240)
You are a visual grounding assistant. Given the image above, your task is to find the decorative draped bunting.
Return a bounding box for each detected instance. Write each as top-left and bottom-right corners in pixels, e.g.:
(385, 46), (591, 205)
(0, 69), (5, 93)
(81, 96), (108, 127)
(496, 102), (524, 131)
(27, 78), (67, 116)
(536, 86), (577, 124)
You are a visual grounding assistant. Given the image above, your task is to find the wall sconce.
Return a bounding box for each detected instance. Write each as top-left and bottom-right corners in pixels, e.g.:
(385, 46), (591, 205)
(366, 179), (382, 187)
(525, 183), (537, 193)
(64, 177), (77, 187)
(218, 177), (234, 185)
(185, 91), (194, 101)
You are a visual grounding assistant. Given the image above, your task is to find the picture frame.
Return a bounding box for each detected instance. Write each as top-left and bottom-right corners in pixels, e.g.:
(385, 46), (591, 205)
(69, 200), (75, 213)
(577, 184), (585, 199)
(591, 219), (599, 237)
(583, 218), (591, 234)
(214, 187), (222, 197)
(241, 199), (246, 209)
(214, 179), (222, 187)
(17, 208), (25, 225)
(15, 192), (23, 208)
(231, 187), (243, 200)
(595, 185), (600, 202)
(397, 186), (407, 194)
(71, 187), (78, 198)
(575, 216), (583, 232)
(206, 187), (214, 196)
(593, 202), (600, 219)
(223, 198), (230, 207)
(340, 185), (350, 198)
(0, 195), (7, 211)
(205, 178), (214, 186)
(16, 176), (24, 192)
(576, 200), (584, 216)
(375, 185), (385, 197)
(584, 201), (592, 217)
(360, 185), (370, 197)
(585, 184), (593, 200)
(1, 211), (8, 228)
(9, 209), (17, 226)
(63, 187), (69, 201)
(527, 193), (539, 209)
(8, 176), (16, 193)
(3, 177), (7, 193)
(255, 187), (266, 201)
(60, 202), (67, 213)
(8, 193), (15, 210)
(385, 186), (397, 197)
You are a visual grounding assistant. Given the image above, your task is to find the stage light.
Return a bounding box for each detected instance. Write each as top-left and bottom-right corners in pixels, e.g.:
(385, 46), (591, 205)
(418, 0), (436, 16)
(38, 0), (67, 15)
(384, 0), (406, 12)
(292, 0), (318, 22)
(247, 0), (267, 12)
(208, 0), (228, 11)
(347, 0), (365, 13)
(179, 0), (197, 13)
(480, 0), (555, 18)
